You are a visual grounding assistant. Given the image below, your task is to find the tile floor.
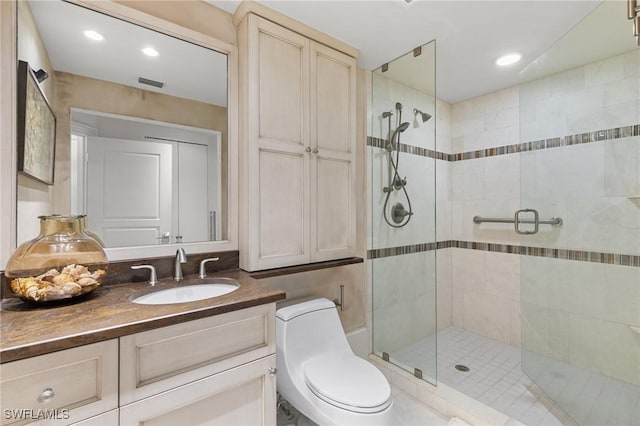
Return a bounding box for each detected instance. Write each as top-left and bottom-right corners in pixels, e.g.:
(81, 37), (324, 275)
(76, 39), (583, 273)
(276, 385), (450, 426)
(391, 326), (640, 426)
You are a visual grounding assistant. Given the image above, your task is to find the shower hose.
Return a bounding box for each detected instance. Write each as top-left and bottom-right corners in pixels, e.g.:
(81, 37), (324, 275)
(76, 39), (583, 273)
(383, 128), (413, 228)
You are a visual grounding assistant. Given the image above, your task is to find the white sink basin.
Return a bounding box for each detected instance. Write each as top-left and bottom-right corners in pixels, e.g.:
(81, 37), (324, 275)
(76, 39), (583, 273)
(132, 280), (239, 305)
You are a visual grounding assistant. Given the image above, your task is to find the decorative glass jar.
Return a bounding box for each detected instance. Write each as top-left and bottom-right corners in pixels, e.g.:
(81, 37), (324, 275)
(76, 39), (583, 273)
(6, 215), (108, 303)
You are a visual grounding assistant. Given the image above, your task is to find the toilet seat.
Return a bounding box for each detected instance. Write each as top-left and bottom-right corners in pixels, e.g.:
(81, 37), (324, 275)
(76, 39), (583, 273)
(304, 353), (392, 414)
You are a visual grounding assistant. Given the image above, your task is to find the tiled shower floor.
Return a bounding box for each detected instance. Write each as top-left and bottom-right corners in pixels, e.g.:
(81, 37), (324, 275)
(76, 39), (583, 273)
(392, 326), (640, 426)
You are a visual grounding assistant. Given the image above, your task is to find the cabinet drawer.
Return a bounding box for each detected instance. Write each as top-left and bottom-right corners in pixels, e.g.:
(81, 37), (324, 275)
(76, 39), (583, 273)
(120, 303), (275, 404)
(0, 340), (118, 426)
(120, 355), (276, 426)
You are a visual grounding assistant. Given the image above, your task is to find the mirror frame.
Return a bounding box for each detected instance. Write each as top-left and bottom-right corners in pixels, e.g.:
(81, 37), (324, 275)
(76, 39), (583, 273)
(0, 0), (238, 265)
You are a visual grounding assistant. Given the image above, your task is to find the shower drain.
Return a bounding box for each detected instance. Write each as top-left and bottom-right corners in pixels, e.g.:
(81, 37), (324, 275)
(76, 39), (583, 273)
(455, 364), (470, 372)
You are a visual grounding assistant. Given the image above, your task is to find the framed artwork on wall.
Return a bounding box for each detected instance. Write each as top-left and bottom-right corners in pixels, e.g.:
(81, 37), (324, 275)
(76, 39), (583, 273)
(17, 60), (56, 185)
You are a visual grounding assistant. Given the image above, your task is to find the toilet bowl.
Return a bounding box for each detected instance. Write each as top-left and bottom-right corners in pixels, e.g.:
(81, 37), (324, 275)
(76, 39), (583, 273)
(276, 298), (393, 426)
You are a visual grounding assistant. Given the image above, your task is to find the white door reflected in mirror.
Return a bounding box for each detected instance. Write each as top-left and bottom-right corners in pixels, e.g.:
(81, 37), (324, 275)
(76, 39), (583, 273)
(71, 110), (222, 248)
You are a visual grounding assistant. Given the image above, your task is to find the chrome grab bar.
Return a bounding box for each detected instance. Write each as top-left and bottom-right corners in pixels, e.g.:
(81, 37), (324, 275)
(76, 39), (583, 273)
(515, 208), (538, 235)
(473, 210), (563, 235)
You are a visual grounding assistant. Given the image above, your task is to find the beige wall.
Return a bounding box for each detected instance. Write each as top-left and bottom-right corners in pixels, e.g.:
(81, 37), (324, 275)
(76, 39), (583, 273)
(261, 264), (366, 333)
(16, 0), (59, 245)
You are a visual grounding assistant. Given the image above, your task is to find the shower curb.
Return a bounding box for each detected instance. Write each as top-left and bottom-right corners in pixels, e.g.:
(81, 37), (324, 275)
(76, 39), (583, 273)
(369, 354), (527, 426)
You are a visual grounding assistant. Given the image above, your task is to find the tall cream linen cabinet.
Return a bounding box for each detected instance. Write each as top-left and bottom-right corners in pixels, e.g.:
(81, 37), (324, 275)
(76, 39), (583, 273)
(238, 13), (357, 271)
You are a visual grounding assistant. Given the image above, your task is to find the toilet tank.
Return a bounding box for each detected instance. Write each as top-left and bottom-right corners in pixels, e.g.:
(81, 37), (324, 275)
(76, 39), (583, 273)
(276, 298), (352, 364)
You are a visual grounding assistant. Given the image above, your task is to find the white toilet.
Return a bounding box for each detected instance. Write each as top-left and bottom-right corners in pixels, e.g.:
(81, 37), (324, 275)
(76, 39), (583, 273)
(276, 298), (393, 426)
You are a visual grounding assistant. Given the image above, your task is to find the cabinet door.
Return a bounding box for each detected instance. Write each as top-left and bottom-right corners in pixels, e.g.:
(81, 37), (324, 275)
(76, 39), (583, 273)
(310, 42), (357, 261)
(120, 355), (276, 426)
(248, 16), (311, 270)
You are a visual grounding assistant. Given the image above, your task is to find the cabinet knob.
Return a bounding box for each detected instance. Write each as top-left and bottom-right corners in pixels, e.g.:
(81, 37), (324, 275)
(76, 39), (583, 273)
(268, 367), (277, 375)
(305, 146), (311, 153)
(312, 148), (319, 154)
(38, 388), (55, 403)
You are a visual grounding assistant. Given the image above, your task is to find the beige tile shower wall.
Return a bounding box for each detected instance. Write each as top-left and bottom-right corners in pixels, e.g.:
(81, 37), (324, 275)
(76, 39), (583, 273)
(372, 251), (437, 353)
(370, 73), (437, 248)
(451, 249), (521, 347)
(451, 86), (519, 153)
(449, 51), (640, 383)
(520, 50), (639, 142)
(369, 71), (443, 350)
(522, 257), (640, 385)
(436, 99), (453, 331)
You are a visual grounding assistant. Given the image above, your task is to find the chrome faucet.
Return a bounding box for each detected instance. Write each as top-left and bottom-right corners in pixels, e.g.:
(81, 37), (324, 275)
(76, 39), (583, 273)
(199, 257), (220, 279)
(174, 248), (187, 281)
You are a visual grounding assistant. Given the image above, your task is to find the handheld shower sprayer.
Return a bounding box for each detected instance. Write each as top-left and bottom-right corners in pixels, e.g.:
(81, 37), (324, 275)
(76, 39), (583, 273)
(386, 121), (409, 151)
(382, 101), (414, 227)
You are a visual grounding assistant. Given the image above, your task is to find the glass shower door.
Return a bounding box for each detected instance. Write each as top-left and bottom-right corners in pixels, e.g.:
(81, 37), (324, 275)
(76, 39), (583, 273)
(370, 41), (438, 384)
(519, 2), (640, 424)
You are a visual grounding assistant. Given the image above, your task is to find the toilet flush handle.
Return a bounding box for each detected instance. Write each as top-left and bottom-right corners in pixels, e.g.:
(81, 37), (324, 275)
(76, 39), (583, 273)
(268, 367), (277, 375)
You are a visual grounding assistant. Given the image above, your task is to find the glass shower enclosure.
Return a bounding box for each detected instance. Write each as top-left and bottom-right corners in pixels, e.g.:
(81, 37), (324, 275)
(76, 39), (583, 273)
(369, 41), (438, 384)
(519, 1), (640, 424)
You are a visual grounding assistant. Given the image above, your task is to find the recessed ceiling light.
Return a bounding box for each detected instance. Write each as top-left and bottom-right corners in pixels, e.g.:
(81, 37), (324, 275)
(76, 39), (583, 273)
(83, 30), (104, 41)
(142, 47), (159, 57)
(496, 53), (522, 67)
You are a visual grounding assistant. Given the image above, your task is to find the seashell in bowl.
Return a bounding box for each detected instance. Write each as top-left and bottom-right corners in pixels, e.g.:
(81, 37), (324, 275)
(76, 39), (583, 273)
(10, 264), (106, 303)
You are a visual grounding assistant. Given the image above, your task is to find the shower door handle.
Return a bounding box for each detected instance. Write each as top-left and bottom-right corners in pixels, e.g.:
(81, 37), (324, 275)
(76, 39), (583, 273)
(312, 147), (319, 154)
(305, 146), (311, 153)
(514, 209), (539, 235)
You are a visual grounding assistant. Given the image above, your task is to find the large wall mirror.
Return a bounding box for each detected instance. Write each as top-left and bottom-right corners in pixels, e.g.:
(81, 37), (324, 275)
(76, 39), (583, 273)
(16, 0), (236, 259)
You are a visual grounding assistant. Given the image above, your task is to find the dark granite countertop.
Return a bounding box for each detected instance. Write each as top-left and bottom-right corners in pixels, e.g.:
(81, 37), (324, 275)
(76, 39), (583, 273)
(0, 270), (286, 364)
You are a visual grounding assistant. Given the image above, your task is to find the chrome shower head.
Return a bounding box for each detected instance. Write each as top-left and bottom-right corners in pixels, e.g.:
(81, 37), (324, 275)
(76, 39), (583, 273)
(413, 108), (432, 123)
(398, 121), (410, 132)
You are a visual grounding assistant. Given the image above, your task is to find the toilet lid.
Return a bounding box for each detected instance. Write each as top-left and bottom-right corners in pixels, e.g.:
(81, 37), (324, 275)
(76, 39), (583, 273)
(304, 353), (392, 413)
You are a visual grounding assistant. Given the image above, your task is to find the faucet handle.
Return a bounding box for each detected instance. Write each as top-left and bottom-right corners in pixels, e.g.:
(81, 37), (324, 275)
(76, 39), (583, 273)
(199, 258), (220, 279)
(131, 265), (158, 286)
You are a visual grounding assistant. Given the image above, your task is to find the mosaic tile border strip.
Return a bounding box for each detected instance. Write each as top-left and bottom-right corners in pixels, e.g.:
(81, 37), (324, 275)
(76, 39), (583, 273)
(367, 136), (448, 161)
(367, 124), (640, 162)
(368, 240), (640, 267)
(368, 242), (440, 259)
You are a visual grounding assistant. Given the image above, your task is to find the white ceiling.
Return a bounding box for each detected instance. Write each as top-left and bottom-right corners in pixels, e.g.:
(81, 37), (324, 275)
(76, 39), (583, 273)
(28, 0), (634, 106)
(28, 0), (228, 106)
(207, 0), (604, 104)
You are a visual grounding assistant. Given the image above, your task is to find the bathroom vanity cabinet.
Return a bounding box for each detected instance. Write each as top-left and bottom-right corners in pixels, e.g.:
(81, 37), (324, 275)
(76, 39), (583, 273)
(119, 303), (276, 425)
(0, 304), (277, 425)
(238, 11), (357, 271)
